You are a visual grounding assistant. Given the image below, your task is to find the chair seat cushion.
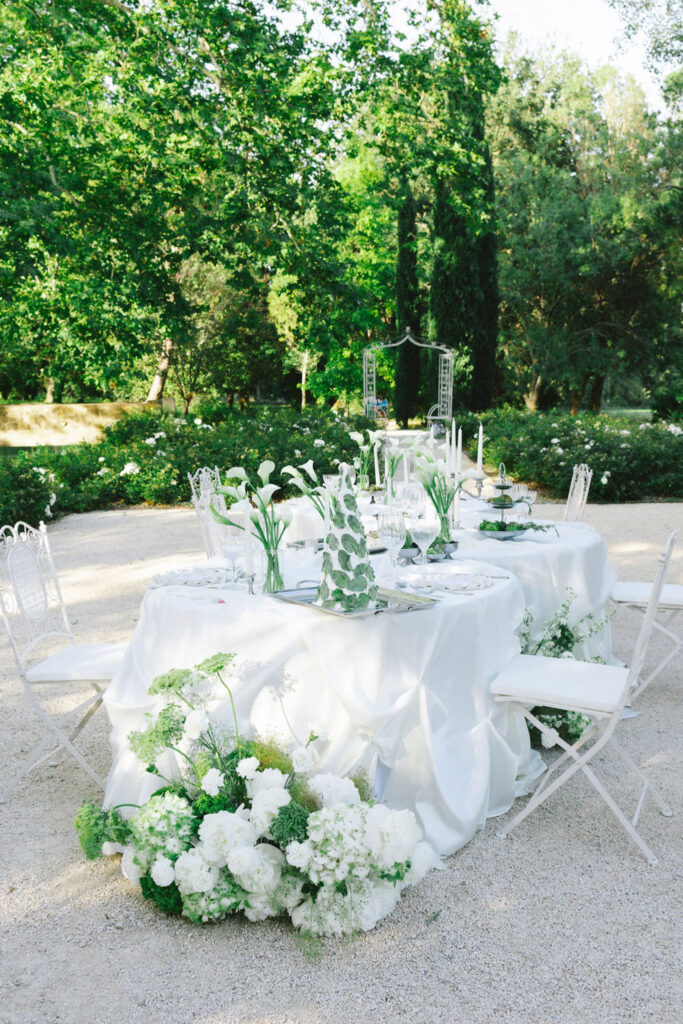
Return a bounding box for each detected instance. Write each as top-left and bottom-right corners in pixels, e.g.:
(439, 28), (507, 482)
(25, 642), (127, 683)
(610, 581), (683, 609)
(491, 653), (629, 714)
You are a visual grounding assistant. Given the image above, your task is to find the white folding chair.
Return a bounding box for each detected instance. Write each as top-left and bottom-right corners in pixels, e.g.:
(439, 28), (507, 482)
(491, 531), (676, 866)
(188, 467), (225, 558)
(610, 563), (681, 702)
(0, 522), (126, 801)
(563, 463), (593, 522)
(187, 465), (222, 503)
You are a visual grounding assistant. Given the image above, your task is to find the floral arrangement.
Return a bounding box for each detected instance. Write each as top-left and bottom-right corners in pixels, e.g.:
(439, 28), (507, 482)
(412, 451), (468, 544)
(281, 459), (326, 520)
(519, 588), (614, 746)
(74, 653), (438, 937)
(210, 460), (292, 592)
(348, 428), (383, 487)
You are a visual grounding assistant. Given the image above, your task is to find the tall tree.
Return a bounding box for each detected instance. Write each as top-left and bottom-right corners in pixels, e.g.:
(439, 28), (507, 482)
(394, 178), (421, 425)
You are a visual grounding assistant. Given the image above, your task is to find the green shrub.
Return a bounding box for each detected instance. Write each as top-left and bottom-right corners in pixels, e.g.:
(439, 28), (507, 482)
(463, 407), (683, 501)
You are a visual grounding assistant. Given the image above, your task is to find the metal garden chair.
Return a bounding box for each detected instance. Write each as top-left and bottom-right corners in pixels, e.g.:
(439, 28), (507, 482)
(491, 531), (677, 866)
(0, 522), (126, 801)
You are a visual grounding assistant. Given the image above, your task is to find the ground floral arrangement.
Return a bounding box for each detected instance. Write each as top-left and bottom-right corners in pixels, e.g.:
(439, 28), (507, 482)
(75, 653), (439, 937)
(519, 588), (614, 746)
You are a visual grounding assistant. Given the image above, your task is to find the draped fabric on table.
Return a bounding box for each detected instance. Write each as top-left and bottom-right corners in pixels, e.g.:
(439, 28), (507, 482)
(451, 523), (618, 663)
(103, 559), (539, 856)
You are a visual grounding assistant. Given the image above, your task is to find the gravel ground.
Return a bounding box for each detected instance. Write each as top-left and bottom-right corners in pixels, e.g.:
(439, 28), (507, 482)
(0, 503), (681, 1024)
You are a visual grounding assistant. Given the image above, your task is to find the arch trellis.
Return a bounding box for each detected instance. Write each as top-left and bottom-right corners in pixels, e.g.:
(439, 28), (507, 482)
(363, 329), (454, 425)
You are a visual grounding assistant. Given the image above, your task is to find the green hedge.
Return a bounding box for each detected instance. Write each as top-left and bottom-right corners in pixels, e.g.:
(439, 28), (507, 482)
(0, 405), (372, 528)
(458, 408), (682, 502)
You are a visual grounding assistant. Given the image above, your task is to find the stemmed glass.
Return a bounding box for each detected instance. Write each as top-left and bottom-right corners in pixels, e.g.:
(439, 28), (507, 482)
(377, 511), (406, 586)
(219, 524), (244, 583)
(407, 513), (440, 565)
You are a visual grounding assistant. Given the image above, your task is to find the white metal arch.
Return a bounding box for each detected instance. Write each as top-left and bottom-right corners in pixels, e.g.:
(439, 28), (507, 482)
(363, 328), (454, 425)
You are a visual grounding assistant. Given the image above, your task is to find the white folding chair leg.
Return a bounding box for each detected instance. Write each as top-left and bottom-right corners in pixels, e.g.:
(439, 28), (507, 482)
(615, 604), (681, 701)
(1, 686), (106, 802)
(498, 707), (663, 866)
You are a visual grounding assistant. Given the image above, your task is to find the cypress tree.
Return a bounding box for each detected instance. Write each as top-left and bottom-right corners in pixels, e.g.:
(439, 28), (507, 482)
(394, 178), (421, 426)
(469, 110), (498, 411)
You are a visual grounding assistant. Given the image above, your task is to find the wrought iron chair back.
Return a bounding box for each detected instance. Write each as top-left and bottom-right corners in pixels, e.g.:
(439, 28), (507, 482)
(0, 521), (73, 668)
(187, 466), (222, 503)
(563, 463), (593, 522)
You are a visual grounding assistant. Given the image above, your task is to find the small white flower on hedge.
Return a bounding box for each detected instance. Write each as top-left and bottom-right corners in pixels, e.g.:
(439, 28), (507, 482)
(201, 768), (224, 796)
(313, 438), (325, 447)
(120, 462), (140, 476)
(550, 437), (560, 444)
(144, 437), (156, 446)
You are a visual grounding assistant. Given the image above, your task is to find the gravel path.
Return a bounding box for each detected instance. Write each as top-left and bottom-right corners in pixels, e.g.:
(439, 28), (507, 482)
(1, 503), (681, 1024)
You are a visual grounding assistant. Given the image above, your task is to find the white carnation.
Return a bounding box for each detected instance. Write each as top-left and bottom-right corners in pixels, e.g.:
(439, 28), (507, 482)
(285, 839), (313, 872)
(291, 746), (314, 775)
(201, 768), (224, 796)
(183, 709), (209, 741)
(308, 773), (360, 807)
(198, 811), (257, 867)
(150, 854), (175, 887)
(235, 756), (260, 780)
(173, 848), (219, 895)
(228, 843), (285, 894)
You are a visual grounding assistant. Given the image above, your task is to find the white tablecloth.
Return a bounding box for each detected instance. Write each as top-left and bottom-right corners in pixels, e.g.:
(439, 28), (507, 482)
(450, 523), (618, 662)
(103, 557), (540, 856)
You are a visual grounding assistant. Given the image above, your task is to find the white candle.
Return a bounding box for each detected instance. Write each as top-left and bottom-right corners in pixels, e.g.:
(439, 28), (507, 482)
(384, 451), (389, 484)
(444, 431), (450, 476)
(402, 450), (409, 484)
(373, 444), (381, 487)
(244, 506), (254, 574)
(457, 427), (462, 477)
(451, 418), (456, 474)
(477, 423), (483, 473)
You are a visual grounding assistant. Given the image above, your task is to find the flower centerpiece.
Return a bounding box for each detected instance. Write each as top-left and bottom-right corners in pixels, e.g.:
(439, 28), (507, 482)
(281, 460), (326, 520)
(74, 652), (439, 938)
(412, 452), (468, 545)
(211, 461), (292, 592)
(349, 429), (383, 490)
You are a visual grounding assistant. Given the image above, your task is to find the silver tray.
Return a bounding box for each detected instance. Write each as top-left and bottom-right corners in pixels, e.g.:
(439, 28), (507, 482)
(271, 586), (436, 618)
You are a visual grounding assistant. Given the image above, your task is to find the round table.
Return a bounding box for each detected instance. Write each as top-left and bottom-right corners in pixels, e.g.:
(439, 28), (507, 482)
(103, 556), (540, 856)
(449, 522), (618, 662)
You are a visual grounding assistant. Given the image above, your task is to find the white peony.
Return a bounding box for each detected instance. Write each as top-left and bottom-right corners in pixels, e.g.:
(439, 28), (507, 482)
(201, 768), (225, 796)
(173, 848), (219, 894)
(236, 756), (260, 780)
(183, 709), (209, 741)
(228, 843), (285, 894)
(150, 854), (175, 887)
(365, 804), (422, 870)
(198, 811), (257, 867)
(285, 839), (313, 872)
(249, 786), (291, 836)
(308, 773), (360, 807)
(246, 767), (287, 798)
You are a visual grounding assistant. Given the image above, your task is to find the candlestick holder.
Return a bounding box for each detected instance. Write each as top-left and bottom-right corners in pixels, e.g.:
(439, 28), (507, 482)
(470, 469), (486, 499)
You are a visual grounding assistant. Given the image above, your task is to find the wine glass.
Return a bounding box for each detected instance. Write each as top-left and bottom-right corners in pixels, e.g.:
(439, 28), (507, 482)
(407, 513), (439, 565)
(377, 511), (406, 585)
(219, 524), (244, 582)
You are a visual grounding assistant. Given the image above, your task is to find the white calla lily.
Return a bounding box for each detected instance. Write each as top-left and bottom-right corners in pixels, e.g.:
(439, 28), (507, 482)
(298, 459), (317, 481)
(257, 460), (275, 484)
(281, 465), (300, 478)
(255, 483), (280, 506)
(225, 467), (248, 481)
(348, 431), (364, 445)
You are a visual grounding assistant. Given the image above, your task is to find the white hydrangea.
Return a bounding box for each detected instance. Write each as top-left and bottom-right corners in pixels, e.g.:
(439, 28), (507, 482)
(365, 805), (422, 870)
(201, 768), (224, 796)
(121, 844), (147, 886)
(227, 843), (285, 893)
(150, 854), (175, 887)
(183, 709), (209, 741)
(236, 756), (260, 780)
(308, 773), (360, 807)
(173, 848), (220, 894)
(403, 841), (441, 885)
(199, 811), (257, 867)
(249, 786), (291, 836)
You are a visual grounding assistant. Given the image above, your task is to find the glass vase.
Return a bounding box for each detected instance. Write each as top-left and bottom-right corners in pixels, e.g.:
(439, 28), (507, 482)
(437, 512), (451, 545)
(261, 548), (285, 594)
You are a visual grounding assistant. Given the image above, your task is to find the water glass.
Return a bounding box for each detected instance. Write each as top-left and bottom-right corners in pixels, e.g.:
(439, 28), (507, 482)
(377, 512), (406, 584)
(407, 514), (440, 564)
(219, 524), (244, 582)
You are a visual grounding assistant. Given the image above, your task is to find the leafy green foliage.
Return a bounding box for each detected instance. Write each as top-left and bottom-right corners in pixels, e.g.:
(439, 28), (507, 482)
(129, 705), (186, 765)
(139, 876), (184, 917)
(74, 802), (131, 860)
(269, 803), (311, 847)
